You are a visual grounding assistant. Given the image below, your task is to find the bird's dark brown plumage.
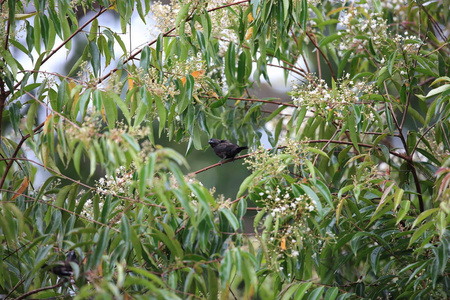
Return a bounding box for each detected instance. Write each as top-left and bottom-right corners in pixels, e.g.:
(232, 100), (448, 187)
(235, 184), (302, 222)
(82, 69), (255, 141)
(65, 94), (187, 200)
(208, 138), (248, 162)
(44, 250), (79, 277)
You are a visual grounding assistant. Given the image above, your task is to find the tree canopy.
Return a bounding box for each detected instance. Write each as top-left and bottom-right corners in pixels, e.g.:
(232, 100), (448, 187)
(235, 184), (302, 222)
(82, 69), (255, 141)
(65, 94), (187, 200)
(1, 0), (449, 299)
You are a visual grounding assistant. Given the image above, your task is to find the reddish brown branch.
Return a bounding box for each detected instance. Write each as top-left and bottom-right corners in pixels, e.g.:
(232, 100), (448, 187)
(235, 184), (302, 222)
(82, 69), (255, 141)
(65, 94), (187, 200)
(304, 31), (336, 80)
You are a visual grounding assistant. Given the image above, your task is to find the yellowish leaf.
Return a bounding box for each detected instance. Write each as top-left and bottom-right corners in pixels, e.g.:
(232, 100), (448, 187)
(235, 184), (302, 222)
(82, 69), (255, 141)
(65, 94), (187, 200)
(68, 80), (80, 108)
(43, 114), (53, 134)
(128, 76), (134, 103)
(280, 237), (286, 250)
(245, 27), (253, 40)
(109, 0), (117, 10)
(101, 106), (107, 123)
(248, 13), (254, 23)
(181, 70), (205, 85)
(191, 69), (205, 78)
(11, 177), (29, 201)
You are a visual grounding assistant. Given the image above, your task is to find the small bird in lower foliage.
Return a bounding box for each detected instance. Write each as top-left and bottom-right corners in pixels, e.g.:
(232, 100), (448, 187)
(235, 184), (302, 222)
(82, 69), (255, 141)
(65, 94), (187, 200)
(44, 250), (79, 278)
(208, 138), (248, 163)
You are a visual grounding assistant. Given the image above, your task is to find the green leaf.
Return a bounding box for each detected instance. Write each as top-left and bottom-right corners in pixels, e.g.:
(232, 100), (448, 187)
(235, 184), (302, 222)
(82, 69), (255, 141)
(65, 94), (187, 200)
(347, 107), (360, 153)
(0, 48), (21, 79)
(154, 96), (166, 137)
(33, 13), (41, 53)
(219, 250), (233, 290)
(152, 227), (184, 258)
(219, 208), (239, 231)
(306, 147), (330, 159)
(412, 208), (439, 228)
(128, 266), (165, 286)
(56, 80), (67, 112)
(299, 0), (308, 30)
(409, 221), (434, 246)
(176, 3), (191, 26)
(424, 84), (450, 98)
(89, 18), (98, 41)
(374, 182), (394, 215)
(294, 282), (313, 300)
(121, 214), (131, 242)
(26, 101), (39, 135)
(102, 91), (117, 129)
(140, 46), (151, 71)
(89, 227), (110, 269)
(318, 33), (341, 47)
(324, 287), (339, 300)
(89, 41), (101, 76)
(237, 171), (259, 198)
(315, 180), (333, 209)
(370, 246), (382, 276)
(306, 286), (325, 300)
(109, 91), (131, 125)
(396, 200), (410, 225)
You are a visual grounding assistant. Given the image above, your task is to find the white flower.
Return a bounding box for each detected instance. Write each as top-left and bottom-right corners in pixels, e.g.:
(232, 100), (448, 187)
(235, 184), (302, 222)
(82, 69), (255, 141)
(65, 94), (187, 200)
(292, 250), (299, 257)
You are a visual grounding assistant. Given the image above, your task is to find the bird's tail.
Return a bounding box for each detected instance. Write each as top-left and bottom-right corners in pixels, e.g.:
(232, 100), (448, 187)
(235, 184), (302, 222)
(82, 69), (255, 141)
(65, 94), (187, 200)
(237, 146), (248, 151)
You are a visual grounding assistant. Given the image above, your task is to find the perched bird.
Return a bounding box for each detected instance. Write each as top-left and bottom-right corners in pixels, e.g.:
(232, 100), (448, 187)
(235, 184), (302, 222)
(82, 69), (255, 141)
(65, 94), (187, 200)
(208, 138), (248, 163)
(44, 250), (79, 277)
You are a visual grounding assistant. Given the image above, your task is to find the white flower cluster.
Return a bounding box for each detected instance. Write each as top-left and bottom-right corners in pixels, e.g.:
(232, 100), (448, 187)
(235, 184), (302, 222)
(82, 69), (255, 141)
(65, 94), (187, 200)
(290, 74), (375, 119)
(392, 33), (423, 54)
(336, 8), (389, 56)
(257, 186), (316, 218)
(96, 165), (133, 197)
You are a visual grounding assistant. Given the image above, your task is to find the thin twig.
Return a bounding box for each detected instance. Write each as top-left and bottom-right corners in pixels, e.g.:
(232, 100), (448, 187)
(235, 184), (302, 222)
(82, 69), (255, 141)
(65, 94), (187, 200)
(97, 1), (251, 85)
(0, 188), (120, 233)
(383, 82), (424, 212)
(1, 157), (168, 209)
(8, 7), (109, 98)
(14, 279), (66, 300)
(0, 121), (45, 189)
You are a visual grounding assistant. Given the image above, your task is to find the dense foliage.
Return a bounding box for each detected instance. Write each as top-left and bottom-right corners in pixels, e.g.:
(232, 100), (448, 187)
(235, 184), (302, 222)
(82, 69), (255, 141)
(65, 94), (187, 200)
(1, 0), (449, 299)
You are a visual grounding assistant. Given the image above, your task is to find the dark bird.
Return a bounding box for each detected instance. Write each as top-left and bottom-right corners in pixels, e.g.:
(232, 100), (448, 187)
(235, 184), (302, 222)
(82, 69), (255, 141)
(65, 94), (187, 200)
(44, 250), (79, 277)
(208, 138), (248, 163)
